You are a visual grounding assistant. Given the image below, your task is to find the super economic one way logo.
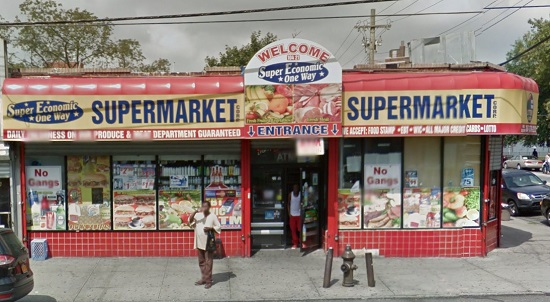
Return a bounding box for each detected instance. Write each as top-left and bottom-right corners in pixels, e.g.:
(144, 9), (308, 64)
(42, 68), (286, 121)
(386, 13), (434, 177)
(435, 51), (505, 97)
(6, 100), (83, 124)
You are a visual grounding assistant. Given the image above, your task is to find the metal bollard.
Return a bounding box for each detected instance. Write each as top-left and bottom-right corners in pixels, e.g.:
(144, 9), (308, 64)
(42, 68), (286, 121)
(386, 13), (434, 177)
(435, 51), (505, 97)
(365, 252), (375, 287)
(323, 247), (333, 288)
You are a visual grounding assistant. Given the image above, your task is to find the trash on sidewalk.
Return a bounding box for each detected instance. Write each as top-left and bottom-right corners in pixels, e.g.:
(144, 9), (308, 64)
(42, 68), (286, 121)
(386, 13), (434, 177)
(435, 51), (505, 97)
(501, 203), (511, 221)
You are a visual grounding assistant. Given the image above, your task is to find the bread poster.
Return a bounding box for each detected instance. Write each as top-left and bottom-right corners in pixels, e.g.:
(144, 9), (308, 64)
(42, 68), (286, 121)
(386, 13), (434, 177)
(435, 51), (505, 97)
(338, 189), (361, 229)
(66, 156), (111, 231)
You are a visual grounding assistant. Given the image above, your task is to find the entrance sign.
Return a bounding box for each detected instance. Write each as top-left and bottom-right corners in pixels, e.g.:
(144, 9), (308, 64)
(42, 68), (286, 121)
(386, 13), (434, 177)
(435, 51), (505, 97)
(244, 38), (343, 138)
(296, 138), (325, 156)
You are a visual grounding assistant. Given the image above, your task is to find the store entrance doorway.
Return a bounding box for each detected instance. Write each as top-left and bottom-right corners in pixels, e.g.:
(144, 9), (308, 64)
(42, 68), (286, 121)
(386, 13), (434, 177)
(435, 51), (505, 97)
(250, 147), (326, 252)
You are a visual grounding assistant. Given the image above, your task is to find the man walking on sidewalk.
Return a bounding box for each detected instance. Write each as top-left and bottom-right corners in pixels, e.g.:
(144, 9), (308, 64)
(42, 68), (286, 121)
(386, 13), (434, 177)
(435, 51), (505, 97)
(288, 184), (302, 249)
(190, 201), (221, 289)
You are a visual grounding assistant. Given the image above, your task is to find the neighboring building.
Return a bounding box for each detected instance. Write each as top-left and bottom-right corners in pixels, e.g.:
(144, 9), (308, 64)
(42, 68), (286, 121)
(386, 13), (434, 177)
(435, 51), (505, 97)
(0, 39), (538, 258)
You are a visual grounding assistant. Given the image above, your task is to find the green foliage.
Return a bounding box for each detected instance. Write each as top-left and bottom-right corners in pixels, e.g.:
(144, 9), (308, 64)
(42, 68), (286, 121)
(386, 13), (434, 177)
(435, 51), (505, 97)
(505, 17), (550, 147)
(8, 0), (167, 72)
(205, 31), (277, 67)
(140, 58), (172, 73)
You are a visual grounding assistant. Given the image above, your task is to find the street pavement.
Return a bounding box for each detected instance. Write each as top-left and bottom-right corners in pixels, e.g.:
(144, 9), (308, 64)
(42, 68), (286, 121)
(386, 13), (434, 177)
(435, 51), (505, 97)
(21, 202), (550, 301)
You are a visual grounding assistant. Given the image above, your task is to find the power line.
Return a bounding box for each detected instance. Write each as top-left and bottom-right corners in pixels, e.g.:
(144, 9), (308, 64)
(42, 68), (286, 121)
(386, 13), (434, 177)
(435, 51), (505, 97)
(476, 0), (534, 36)
(0, 0), (396, 26)
(339, 33), (362, 60)
(474, 0), (524, 34)
(438, 0), (502, 35)
(379, 1), (399, 13)
(500, 33), (550, 65)
(485, 4), (550, 9)
(391, 0), (444, 23)
(343, 48), (366, 67)
(4, 11), (483, 27)
(334, 28), (356, 56)
(379, 0), (419, 22)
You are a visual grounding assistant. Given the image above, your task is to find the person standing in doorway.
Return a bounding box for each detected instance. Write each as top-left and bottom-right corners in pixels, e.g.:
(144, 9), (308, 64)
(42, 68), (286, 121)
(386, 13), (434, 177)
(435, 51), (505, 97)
(533, 148), (538, 159)
(190, 201), (221, 289)
(288, 184), (301, 249)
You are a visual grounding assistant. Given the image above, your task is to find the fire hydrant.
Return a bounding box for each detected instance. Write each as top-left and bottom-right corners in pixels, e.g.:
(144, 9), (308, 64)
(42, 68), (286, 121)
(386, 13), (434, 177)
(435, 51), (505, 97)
(340, 245), (357, 287)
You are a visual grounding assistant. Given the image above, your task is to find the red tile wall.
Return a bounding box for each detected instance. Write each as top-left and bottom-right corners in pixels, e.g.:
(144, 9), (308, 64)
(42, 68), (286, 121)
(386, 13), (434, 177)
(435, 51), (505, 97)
(485, 220), (499, 253)
(28, 231), (243, 258)
(337, 229), (483, 257)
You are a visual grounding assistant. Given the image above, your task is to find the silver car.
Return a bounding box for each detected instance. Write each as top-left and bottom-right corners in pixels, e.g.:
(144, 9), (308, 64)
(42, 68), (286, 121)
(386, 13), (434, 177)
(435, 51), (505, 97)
(503, 155), (544, 170)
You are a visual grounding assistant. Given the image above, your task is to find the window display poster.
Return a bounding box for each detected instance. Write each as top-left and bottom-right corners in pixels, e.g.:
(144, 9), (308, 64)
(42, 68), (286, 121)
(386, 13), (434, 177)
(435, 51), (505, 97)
(405, 171), (418, 188)
(26, 166), (65, 230)
(169, 175), (188, 188)
(363, 189), (401, 229)
(158, 189), (201, 230)
(113, 190), (156, 230)
(364, 164), (400, 190)
(338, 189), (361, 229)
(403, 188), (441, 228)
(204, 189), (242, 229)
(461, 168), (475, 187)
(66, 156), (111, 231)
(442, 187), (481, 228)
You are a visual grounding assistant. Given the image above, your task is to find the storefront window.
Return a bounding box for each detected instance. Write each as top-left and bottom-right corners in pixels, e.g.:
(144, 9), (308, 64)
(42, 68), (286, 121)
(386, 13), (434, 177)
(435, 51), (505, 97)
(67, 156), (111, 231)
(204, 155), (242, 229)
(403, 138), (442, 229)
(363, 138), (402, 229)
(443, 137), (481, 228)
(338, 139), (362, 229)
(158, 155), (202, 230)
(25, 156), (65, 231)
(112, 156), (156, 230)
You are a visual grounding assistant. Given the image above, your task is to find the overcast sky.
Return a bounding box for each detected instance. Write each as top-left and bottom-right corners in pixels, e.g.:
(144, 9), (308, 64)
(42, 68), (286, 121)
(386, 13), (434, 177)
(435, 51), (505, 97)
(2, 0), (549, 71)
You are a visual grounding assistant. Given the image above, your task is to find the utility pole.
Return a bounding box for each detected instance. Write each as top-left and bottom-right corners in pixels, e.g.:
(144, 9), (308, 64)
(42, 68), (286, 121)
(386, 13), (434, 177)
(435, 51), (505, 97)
(354, 9), (391, 65)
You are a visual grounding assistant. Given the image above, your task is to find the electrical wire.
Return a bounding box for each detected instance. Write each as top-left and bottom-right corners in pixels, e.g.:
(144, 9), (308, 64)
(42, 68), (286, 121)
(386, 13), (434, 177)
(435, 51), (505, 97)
(378, 0), (419, 22)
(438, 0), (502, 35)
(334, 27), (356, 56)
(379, 1), (399, 13)
(485, 4), (550, 9)
(343, 48), (366, 67)
(338, 33), (362, 60)
(0, 0), (396, 26)
(391, 0), (444, 23)
(473, 0), (524, 35)
(500, 33), (550, 65)
(3, 11), (483, 27)
(476, 0), (534, 36)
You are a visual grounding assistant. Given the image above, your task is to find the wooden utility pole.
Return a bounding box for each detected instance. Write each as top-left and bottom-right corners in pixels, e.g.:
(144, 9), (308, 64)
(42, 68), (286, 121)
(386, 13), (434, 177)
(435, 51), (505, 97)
(354, 9), (391, 65)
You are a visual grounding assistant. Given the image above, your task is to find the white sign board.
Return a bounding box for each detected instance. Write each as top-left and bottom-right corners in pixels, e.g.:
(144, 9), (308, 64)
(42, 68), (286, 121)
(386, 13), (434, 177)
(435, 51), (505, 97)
(364, 164), (400, 190)
(296, 138), (324, 156)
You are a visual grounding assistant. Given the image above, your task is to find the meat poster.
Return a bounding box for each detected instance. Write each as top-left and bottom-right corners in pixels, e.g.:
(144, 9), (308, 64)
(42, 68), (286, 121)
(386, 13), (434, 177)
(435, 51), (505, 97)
(158, 190), (201, 230)
(244, 38), (342, 138)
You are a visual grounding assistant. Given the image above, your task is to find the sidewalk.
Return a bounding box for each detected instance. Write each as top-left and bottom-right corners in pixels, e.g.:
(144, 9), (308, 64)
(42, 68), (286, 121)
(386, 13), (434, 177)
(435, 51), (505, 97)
(20, 218), (550, 302)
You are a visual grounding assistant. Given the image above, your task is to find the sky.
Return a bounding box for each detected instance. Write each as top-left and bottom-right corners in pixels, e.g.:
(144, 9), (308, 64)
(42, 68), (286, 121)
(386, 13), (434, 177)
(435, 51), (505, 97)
(1, 0), (549, 71)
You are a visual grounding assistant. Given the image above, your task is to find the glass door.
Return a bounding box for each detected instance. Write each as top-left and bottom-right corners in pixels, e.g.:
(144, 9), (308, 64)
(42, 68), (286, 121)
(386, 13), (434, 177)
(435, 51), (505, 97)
(300, 167), (321, 251)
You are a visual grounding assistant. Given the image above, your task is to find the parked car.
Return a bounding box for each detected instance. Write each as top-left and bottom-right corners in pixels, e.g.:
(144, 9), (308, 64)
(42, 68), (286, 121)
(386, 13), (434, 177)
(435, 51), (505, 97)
(0, 229), (33, 302)
(542, 197), (550, 224)
(501, 170), (550, 216)
(503, 155), (544, 170)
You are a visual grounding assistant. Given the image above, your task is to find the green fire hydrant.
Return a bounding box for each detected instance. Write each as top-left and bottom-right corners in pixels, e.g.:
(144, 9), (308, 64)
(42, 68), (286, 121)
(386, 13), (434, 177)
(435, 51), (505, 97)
(340, 245), (357, 287)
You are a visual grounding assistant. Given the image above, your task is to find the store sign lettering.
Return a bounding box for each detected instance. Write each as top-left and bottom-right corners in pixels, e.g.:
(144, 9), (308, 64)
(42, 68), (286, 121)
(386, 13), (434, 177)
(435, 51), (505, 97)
(256, 42), (330, 63)
(91, 99), (239, 124)
(365, 165), (400, 190)
(258, 62), (328, 84)
(6, 100), (83, 124)
(346, 94), (496, 121)
(26, 167), (61, 189)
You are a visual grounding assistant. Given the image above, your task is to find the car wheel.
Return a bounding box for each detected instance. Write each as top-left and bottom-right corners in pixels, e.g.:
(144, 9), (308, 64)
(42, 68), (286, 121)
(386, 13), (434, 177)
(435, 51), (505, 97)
(517, 164), (522, 170)
(509, 200), (520, 216)
(503, 163), (508, 169)
(547, 209), (550, 225)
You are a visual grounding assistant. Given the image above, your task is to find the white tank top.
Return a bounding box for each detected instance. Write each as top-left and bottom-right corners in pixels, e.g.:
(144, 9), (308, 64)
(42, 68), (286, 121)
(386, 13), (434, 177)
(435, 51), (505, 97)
(290, 191), (301, 217)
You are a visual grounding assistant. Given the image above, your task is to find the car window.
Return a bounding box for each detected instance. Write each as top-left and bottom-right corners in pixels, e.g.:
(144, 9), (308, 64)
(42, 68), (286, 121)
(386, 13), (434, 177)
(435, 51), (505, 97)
(504, 174), (545, 188)
(0, 232), (24, 257)
(522, 156), (536, 160)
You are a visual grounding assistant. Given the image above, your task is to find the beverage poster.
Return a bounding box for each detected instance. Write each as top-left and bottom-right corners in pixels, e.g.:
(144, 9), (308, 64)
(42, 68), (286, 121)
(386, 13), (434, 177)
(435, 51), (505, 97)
(158, 190), (201, 230)
(338, 189), (361, 229)
(112, 161), (156, 230)
(26, 166), (64, 230)
(67, 156), (111, 231)
(204, 164), (241, 229)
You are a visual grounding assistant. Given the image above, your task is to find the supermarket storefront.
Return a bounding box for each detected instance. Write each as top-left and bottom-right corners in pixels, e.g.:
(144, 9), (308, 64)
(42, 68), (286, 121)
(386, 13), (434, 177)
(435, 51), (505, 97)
(1, 38), (538, 258)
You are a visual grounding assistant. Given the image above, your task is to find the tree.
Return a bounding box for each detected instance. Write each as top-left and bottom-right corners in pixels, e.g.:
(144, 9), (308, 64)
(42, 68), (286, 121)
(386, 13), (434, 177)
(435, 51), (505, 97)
(205, 31), (277, 67)
(505, 18), (550, 147)
(8, 0), (167, 72)
(140, 58), (172, 73)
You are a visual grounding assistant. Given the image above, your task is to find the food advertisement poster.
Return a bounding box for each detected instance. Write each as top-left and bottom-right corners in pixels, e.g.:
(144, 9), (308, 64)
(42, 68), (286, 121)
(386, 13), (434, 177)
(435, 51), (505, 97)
(338, 189), (361, 229)
(442, 187), (481, 228)
(244, 38), (343, 138)
(158, 190), (201, 230)
(205, 189), (242, 229)
(403, 188), (441, 228)
(112, 162), (156, 230)
(26, 166), (64, 230)
(67, 156), (111, 231)
(363, 164), (402, 228)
